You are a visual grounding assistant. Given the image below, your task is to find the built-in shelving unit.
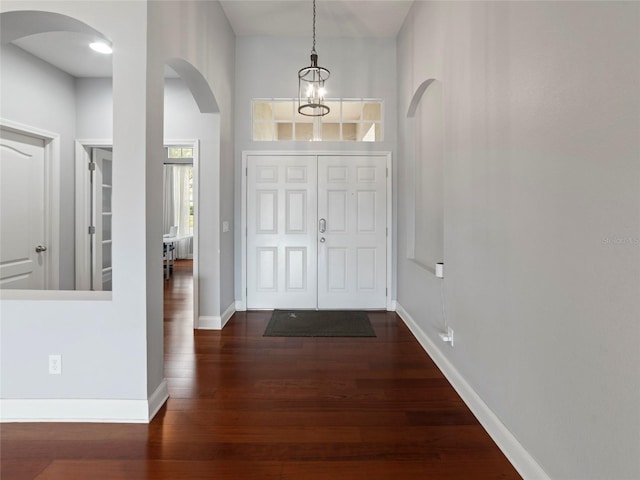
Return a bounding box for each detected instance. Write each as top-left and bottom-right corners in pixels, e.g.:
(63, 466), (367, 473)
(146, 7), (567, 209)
(100, 158), (113, 290)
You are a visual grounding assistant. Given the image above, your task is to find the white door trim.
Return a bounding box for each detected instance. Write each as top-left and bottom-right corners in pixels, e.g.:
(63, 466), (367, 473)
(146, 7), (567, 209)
(240, 150), (393, 311)
(75, 139), (112, 291)
(1, 118), (59, 290)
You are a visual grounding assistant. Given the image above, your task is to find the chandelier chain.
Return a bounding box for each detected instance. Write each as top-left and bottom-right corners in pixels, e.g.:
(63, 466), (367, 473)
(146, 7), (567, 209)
(298, 0), (329, 117)
(312, 0), (316, 54)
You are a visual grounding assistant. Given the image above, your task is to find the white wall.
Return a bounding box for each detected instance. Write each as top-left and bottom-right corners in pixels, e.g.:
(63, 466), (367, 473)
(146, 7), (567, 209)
(396, 2), (640, 478)
(1, 0), (151, 407)
(0, 43), (77, 289)
(234, 36), (398, 300)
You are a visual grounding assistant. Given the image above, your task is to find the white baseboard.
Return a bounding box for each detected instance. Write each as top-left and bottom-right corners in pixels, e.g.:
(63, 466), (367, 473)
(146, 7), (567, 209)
(198, 315), (220, 329)
(395, 303), (550, 480)
(148, 379), (169, 421)
(220, 302), (235, 328)
(0, 378), (169, 423)
(235, 300), (246, 311)
(197, 302), (235, 330)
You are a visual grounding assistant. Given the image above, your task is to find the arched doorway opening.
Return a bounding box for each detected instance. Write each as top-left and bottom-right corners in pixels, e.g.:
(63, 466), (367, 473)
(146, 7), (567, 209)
(162, 58), (220, 330)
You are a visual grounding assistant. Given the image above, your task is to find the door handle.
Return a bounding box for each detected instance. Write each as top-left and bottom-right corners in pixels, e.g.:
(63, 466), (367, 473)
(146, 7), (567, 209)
(319, 237), (326, 243)
(35, 245), (47, 253)
(319, 218), (326, 233)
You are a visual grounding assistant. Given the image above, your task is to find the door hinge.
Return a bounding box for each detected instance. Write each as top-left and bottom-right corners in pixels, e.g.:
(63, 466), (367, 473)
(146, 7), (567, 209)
(88, 162), (96, 171)
(386, 167), (388, 177)
(386, 288), (388, 296)
(245, 167), (248, 176)
(386, 227), (388, 236)
(88, 226), (96, 234)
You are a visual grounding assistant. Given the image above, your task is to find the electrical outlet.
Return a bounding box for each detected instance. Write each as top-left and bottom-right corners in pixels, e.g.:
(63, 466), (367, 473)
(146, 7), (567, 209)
(49, 354), (62, 375)
(439, 327), (454, 347)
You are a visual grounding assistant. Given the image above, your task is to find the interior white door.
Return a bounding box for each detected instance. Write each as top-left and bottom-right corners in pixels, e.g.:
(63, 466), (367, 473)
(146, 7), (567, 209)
(0, 128), (46, 289)
(317, 156), (387, 309)
(247, 155), (317, 309)
(92, 148), (113, 291)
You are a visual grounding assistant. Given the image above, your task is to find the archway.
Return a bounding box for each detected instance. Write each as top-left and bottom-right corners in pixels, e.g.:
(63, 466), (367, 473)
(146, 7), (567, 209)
(1, 10), (110, 45)
(407, 78), (444, 272)
(162, 58), (220, 330)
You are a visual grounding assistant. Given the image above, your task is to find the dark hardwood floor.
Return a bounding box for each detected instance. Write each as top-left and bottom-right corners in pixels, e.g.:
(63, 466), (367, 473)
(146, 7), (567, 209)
(1, 260), (521, 479)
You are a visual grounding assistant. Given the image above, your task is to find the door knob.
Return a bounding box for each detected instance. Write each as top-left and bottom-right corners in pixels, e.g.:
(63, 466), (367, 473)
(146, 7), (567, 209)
(319, 237), (326, 243)
(35, 245), (47, 253)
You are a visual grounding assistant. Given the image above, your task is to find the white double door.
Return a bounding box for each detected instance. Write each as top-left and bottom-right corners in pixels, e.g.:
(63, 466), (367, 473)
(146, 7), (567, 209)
(247, 154), (387, 310)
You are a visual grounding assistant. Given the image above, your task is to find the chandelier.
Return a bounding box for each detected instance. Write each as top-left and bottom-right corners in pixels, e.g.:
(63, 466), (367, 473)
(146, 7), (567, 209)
(298, 0), (330, 117)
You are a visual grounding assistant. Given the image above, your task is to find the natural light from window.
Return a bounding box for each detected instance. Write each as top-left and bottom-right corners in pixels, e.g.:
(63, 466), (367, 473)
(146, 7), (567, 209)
(253, 99), (383, 142)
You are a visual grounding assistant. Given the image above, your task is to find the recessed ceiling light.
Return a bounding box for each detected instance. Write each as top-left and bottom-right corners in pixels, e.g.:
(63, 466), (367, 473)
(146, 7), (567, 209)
(89, 42), (112, 54)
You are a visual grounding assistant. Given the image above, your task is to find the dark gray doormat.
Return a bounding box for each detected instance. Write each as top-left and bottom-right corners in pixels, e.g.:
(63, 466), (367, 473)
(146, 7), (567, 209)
(264, 310), (376, 337)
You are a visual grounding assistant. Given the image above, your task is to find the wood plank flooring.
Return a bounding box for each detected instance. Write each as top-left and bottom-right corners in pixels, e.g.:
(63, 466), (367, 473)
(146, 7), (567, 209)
(1, 260), (521, 479)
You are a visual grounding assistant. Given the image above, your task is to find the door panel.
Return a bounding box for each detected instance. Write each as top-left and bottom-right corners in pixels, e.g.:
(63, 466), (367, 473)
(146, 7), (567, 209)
(327, 190), (347, 232)
(285, 190), (307, 233)
(285, 247), (307, 290)
(0, 128), (45, 289)
(318, 156), (387, 309)
(247, 155), (317, 309)
(356, 248), (376, 290)
(256, 190), (277, 233)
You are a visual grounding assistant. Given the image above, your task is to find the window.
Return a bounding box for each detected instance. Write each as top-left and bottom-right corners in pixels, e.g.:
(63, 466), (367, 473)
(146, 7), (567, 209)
(252, 99), (383, 142)
(164, 147), (194, 259)
(168, 147), (193, 159)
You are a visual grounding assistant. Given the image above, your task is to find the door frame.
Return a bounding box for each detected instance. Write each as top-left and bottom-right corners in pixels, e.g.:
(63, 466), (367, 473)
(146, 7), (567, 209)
(1, 118), (60, 290)
(240, 150), (393, 311)
(75, 139), (112, 290)
(164, 139), (200, 327)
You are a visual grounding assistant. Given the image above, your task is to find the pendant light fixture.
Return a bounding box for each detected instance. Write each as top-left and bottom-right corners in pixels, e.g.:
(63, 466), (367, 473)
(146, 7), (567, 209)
(298, 0), (330, 117)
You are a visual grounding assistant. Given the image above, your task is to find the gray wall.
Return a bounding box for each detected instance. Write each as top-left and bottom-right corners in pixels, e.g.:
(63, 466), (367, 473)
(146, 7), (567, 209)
(396, 2), (640, 478)
(234, 36), (398, 300)
(77, 76), (228, 324)
(146, 0), (236, 394)
(76, 77), (112, 139)
(1, 0), (150, 403)
(1, 0), (235, 411)
(0, 43), (77, 290)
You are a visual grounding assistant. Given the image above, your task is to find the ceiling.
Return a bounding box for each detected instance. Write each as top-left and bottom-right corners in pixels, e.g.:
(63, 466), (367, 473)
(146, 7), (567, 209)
(12, 31), (116, 78)
(220, 0), (413, 38)
(8, 0), (413, 78)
